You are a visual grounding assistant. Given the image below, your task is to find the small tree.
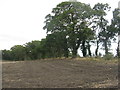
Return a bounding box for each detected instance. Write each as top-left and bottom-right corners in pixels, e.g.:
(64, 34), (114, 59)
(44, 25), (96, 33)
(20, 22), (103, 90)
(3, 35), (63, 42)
(10, 45), (26, 60)
(2, 50), (12, 60)
(24, 40), (42, 60)
(45, 32), (69, 58)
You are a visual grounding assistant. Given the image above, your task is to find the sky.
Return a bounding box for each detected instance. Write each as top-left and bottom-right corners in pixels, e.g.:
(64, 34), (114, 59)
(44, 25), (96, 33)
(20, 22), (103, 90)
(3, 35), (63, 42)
(0, 0), (120, 56)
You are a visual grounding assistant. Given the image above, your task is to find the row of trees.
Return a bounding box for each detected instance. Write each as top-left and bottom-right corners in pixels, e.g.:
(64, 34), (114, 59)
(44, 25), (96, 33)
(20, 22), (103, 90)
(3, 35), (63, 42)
(2, 37), (69, 60)
(43, 1), (120, 57)
(2, 1), (120, 60)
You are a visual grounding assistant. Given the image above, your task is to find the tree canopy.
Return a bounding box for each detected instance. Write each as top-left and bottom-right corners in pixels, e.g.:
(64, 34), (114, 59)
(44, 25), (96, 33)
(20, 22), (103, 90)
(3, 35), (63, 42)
(44, 1), (95, 57)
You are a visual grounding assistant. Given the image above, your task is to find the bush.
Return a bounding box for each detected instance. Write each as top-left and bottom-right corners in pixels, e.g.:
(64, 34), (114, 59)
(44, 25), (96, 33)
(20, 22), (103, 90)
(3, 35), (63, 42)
(103, 53), (114, 60)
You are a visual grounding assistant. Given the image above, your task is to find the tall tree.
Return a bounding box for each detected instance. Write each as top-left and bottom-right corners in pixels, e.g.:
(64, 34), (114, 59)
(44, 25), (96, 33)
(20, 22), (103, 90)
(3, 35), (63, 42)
(93, 3), (111, 56)
(44, 1), (94, 57)
(112, 8), (120, 57)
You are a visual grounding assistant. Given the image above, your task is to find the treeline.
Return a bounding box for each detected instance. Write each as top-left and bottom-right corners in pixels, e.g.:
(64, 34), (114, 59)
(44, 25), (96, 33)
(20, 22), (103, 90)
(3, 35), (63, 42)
(2, 1), (120, 60)
(2, 37), (70, 60)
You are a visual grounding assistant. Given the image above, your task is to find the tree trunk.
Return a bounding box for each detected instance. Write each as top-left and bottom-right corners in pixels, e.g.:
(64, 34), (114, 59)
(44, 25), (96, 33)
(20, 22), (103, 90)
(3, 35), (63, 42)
(87, 42), (91, 56)
(104, 39), (108, 55)
(71, 38), (81, 58)
(64, 48), (69, 58)
(117, 41), (120, 58)
(95, 40), (99, 56)
(64, 38), (69, 58)
(72, 47), (77, 58)
(82, 40), (87, 57)
(118, 31), (120, 58)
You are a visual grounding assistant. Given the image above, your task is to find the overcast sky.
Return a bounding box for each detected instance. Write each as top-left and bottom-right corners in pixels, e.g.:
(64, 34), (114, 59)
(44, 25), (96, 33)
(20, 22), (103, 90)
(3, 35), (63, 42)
(0, 0), (119, 55)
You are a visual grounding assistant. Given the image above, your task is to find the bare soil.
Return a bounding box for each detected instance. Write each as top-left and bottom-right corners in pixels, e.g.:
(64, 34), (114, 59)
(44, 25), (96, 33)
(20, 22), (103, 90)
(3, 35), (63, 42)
(2, 58), (118, 88)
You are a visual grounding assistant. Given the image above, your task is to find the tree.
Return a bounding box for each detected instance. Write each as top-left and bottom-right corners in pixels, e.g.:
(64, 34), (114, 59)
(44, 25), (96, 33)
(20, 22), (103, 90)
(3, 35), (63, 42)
(99, 25), (117, 55)
(93, 3), (111, 56)
(45, 32), (69, 58)
(10, 45), (26, 60)
(44, 1), (94, 57)
(24, 40), (42, 60)
(2, 50), (12, 60)
(112, 8), (120, 57)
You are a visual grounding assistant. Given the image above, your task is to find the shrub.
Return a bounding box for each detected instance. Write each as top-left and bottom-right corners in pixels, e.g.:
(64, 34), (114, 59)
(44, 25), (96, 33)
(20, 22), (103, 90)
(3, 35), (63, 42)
(103, 53), (114, 60)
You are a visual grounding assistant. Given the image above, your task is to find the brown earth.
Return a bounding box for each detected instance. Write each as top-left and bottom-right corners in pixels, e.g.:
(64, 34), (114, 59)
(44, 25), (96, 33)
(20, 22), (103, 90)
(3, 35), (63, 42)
(2, 58), (118, 88)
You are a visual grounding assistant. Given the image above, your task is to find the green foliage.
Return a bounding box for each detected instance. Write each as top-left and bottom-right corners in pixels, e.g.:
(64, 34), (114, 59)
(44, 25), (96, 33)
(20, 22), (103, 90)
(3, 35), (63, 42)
(44, 32), (69, 58)
(112, 8), (120, 31)
(2, 50), (12, 60)
(92, 3), (112, 56)
(24, 40), (42, 60)
(10, 45), (26, 60)
(2, 45), (26, 60)
(103, 52), (114, 60)
(44, 1), (95, 57)
(112, 8), (120, 57)
(2, 1), (118, 60)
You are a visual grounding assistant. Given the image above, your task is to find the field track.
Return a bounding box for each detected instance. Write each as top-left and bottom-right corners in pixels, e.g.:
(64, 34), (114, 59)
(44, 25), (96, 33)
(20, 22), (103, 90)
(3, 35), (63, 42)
(2, 59), (118, 88)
